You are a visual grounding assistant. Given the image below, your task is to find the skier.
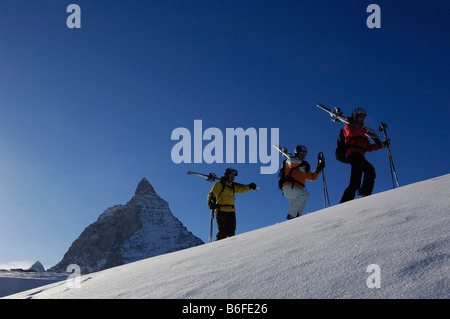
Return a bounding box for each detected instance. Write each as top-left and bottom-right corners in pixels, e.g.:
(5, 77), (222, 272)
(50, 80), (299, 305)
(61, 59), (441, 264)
(280, 145), (324, 220)
(207, 168), (257, 241)
(340, 108), (384, 203)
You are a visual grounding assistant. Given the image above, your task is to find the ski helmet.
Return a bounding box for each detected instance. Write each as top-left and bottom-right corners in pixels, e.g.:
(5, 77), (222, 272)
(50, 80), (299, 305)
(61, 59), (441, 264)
(294, 145), (308, 155)
(352, 108), (367, 119)
(224, 168), (238, 177)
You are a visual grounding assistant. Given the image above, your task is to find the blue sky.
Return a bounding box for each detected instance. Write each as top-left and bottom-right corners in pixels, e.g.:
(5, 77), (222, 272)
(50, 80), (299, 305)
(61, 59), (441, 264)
(0, 1), (448, 269)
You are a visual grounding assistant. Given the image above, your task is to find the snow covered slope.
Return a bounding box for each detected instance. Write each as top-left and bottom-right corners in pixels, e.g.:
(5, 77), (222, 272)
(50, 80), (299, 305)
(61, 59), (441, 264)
(5, 174), (449, 299)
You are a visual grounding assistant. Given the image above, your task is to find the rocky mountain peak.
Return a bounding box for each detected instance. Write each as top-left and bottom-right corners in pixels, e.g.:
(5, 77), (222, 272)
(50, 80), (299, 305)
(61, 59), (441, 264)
(50, 178), (203, 274)
(135, 177), (156, 196)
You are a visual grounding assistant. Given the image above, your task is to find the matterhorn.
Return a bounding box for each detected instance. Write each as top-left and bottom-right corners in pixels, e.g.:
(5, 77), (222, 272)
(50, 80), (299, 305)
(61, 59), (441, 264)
(50, 178), (203, 274)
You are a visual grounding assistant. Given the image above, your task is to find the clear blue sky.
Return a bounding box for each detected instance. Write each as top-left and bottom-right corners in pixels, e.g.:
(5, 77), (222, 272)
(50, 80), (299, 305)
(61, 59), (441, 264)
(0, 1), (448, 269)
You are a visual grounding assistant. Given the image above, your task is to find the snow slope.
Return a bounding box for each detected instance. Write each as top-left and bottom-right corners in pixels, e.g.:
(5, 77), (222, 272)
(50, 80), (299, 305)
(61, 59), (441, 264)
(4, 174), (449, 299)
(0, 271), (67, 298)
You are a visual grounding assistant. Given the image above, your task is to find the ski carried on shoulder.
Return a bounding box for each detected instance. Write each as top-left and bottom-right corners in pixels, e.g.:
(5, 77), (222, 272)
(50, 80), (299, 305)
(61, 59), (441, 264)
(187, 171), (260, 190)
(316, 103), (382, 144)
(273, 145), (292, 159)
(187, 171), (219, 182)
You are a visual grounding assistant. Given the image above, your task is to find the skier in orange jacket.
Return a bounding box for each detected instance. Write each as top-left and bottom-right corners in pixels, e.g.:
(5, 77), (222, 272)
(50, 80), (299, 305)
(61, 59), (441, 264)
(281, 145), (323, 219)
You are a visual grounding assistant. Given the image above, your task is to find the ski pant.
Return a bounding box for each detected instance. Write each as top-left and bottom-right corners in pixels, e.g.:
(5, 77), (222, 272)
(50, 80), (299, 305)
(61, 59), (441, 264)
(215, 211), (236, 241)
(282, 184), (311, 218)
(340, 152), (376, 203)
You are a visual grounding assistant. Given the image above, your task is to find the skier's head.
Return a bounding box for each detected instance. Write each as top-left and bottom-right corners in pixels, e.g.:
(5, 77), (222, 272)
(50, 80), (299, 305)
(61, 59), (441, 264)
(352, 108), (367, 124)
(224, 168), (238, 182)
(294, 145), (308, 159)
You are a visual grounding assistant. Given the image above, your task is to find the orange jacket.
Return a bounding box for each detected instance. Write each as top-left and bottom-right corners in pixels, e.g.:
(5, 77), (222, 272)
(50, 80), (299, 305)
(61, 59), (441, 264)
(282, 159), (319, 190)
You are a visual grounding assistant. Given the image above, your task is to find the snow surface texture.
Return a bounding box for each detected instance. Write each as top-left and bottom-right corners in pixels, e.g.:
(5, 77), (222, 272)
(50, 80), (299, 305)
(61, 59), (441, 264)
(0, 271), (67, 298)
(4, 174), (449, 299)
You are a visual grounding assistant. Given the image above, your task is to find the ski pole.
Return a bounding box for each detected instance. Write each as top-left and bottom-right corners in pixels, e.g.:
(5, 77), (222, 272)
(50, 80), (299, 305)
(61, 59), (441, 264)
(209, 209), (214, 243)
(318, 152), (330, 208)
(379, 122), (400, 188)
(322, 170), (330, 208)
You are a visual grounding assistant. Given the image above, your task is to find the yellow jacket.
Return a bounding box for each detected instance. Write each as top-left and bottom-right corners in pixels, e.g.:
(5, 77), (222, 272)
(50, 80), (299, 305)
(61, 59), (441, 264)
(207, 179), (252, 212)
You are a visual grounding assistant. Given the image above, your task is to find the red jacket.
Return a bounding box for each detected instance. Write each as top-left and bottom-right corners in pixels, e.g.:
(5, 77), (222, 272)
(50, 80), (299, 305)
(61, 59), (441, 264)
(343, 123), (383, 159)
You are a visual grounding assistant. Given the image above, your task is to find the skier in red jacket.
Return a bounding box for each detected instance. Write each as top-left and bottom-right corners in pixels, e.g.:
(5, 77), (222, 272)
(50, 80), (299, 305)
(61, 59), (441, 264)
(340, 108), (384, 203)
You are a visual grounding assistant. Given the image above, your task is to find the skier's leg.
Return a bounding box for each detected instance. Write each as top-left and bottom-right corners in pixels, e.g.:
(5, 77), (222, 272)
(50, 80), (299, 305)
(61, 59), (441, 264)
(227, 212), (236, 237)
(295, 188), (311, 217)
(216, 212), (236, 240)
(283, 185), (310, 218)
(283, 185), (300, 219)
(358, 158), (376, 196)
(340, 153), (364, 203)
(215, 211), (227, 240)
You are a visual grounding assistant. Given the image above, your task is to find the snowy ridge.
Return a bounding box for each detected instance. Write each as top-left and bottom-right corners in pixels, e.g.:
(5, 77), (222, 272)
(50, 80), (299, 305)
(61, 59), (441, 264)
(5, 174), (449, 299)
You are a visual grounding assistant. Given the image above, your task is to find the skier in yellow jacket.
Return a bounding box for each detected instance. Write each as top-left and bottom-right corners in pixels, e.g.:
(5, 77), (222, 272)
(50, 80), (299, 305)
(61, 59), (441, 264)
(207, 168), (257, 241)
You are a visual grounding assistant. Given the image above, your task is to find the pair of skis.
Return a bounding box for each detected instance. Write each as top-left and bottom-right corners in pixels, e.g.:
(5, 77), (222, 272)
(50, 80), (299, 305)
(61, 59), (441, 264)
(317, 103), (382, 144)
(187, 171), (260, 190)
(316, 103), (399, 188)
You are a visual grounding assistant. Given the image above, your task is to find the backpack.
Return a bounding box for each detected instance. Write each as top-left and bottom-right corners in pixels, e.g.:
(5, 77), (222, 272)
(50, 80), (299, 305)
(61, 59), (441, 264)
(278, 159), (288, 190)
(335, 129), (349, 163)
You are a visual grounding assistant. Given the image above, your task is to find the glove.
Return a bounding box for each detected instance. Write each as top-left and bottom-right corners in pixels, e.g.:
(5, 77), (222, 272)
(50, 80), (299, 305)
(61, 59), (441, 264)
(315, 161), (325, 173)
(382, 138), (391, 147)
(365, 127), (376, 136)
(248, 183), (257, 190)
(208, 201), (216, 210)
(315, 152), (325, 173)
(208, 193), (217, 210)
